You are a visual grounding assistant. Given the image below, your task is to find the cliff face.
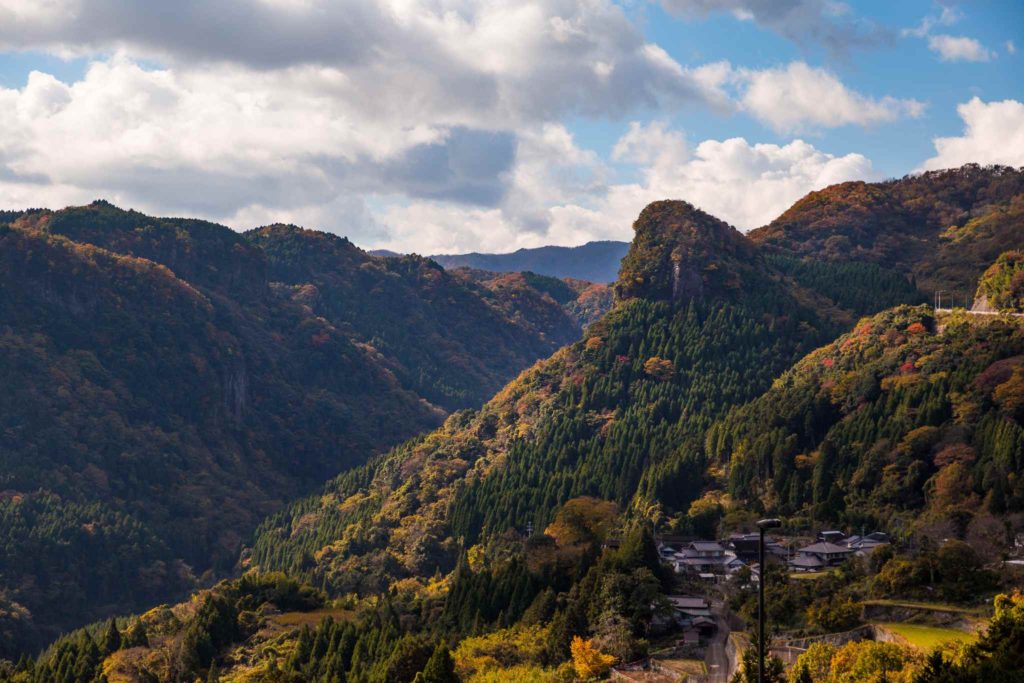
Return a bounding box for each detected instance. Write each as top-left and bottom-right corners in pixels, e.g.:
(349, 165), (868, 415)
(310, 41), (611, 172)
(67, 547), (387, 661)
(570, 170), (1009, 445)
(614, 200), (765, 304)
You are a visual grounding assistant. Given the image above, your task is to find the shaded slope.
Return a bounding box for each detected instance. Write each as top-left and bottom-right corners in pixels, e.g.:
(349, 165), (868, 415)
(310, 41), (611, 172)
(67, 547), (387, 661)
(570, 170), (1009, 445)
(0, 201), (594, 651)
(247, 225), (586, 409)
(0, 221), (438, 650)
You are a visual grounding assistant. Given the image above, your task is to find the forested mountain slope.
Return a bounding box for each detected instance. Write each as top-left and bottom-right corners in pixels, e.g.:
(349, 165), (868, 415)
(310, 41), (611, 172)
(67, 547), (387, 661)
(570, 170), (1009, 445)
(749, 164), (1024, 297)
(246, 225), (590, 410)
(247, 199), (839, 593)
(710, 304), (1024, 538)
(0, 202), (594, 653)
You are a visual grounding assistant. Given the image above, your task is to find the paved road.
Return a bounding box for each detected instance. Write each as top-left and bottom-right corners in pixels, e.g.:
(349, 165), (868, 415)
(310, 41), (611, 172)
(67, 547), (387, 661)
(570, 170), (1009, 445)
(705, 602), (733, 683)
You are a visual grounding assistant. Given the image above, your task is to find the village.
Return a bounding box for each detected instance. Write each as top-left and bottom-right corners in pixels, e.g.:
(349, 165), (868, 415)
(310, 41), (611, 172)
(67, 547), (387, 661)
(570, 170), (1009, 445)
(608, 527), (1024, 683)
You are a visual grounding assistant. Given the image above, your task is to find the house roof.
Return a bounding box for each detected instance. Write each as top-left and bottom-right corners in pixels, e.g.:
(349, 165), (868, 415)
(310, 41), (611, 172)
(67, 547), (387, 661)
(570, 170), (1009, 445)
(789, 555), (826, 569)
(690, 541), (724, 551)
(799, 542), (855, 555)
(669, 596), (709, 609)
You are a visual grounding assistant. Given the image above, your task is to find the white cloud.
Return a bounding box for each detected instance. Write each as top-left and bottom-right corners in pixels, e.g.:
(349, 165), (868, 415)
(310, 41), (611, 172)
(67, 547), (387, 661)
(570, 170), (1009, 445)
(601, 124), (875, 231)
(1008, 40), (1017, 55)
(371, 123), (876, 254)
(0, 0), (713, 124)
(902, 6), (962, 39)
(540, 124), (876, 249)
(738, 62), (925, 133)
(0, 1), (726, 246)
(0, 1), (897, 254)
(927, 34), (996, 62)
(921, 98), (1024, 170)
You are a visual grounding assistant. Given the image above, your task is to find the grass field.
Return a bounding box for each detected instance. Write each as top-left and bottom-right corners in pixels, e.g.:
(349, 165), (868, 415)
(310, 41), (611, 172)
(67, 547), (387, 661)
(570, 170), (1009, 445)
(789, 571), (830, 580)
(862, 598), (988, 615)
(876, 623), (977, 651)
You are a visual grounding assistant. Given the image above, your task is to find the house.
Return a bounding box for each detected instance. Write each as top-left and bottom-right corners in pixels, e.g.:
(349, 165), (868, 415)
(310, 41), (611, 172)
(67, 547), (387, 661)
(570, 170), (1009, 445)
(670, 541), (746, 575)
(789, 541), (855, 571)
(727, 532), (786, 564)
(788, 554), (827, 572)
(817, 530), (846, 544)
(667, 596), (718, 640)
(844, 532), (890, 556)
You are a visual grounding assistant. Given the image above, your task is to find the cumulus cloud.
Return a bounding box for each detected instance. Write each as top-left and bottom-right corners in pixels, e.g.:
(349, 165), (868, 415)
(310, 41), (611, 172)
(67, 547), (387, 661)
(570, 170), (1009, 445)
(921, 98), (1024, 170)
(497, 125), (874, 250)
(659, 0), (891, 53)
(902, 7), (994, 63)
(0, 0), (757, 252)
(737, 62), (925, 133)
(0, 0), (897, 253)
(372, 122), (875, 254)
(595, 122), (875, 232)
(927, 34), (996, 62)
(0, 0), (714, 124)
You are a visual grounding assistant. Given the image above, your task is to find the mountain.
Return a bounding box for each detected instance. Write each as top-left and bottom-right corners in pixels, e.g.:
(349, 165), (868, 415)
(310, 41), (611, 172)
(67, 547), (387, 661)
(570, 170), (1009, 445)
(245, 224), (595, 411)
(711, 303), (1024, 531)
(418, 240), (630, 283)
(0, 202), (597, 652)
(7, 167), (1024, 681)
(246, 199), (837, 594)
(750, 164), (1024, 298)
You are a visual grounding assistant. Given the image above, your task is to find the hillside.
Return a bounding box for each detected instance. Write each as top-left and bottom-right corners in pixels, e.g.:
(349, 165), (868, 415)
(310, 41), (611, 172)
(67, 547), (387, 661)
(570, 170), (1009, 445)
(0, 203), (595, 652)
(750, 164), (1024, 298)
(6, 173), (1024, 680)
(422, 240), (630, 283)
(246, 225), (591, 410)
(246, 200), (837, 594)
(710, 304), (1024, 534)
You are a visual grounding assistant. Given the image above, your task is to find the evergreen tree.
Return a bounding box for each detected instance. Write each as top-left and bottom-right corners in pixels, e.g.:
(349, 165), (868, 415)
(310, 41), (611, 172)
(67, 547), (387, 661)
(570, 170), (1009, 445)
(101, 618), (121, 656)
(418, 642), (458, 683)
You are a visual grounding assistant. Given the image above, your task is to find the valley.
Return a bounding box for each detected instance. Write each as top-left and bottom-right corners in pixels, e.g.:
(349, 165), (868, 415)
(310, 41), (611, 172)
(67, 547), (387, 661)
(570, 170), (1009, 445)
(2, 165), (1024, 682)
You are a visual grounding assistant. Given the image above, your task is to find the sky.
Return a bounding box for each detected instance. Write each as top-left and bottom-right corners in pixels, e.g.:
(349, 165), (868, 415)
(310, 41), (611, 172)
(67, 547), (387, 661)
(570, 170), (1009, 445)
(0, 1), (1021, 254)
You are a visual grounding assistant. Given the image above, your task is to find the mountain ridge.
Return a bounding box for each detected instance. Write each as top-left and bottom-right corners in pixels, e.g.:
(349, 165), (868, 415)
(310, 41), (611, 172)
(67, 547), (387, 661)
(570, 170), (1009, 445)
(377, 239), (630, 283)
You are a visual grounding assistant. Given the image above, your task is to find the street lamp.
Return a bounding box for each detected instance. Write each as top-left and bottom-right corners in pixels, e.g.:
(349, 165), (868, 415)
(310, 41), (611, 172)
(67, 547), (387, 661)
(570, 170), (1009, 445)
(756, 518), (782, 683)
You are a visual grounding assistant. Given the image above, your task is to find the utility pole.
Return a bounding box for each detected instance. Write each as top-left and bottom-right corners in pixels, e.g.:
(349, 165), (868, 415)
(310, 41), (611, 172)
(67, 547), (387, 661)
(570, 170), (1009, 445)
(756, 518), (781, 683)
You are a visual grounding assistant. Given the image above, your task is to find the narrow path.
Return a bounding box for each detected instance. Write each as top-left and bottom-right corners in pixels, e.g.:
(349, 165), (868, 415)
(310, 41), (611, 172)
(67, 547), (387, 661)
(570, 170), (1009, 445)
(705, 601), (732, 683)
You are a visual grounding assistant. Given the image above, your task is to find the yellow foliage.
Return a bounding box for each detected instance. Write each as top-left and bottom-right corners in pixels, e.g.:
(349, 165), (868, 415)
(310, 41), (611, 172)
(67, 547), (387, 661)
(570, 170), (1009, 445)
(826, 640), (920, 683)
(643, 356), (675, 381)
(465, 663), (573, 682)
(543, 497), (619, 547)
(687, 490), (725, 517)
(467, 544), (487, 572)
(570, 636), (616, 680)
(454, 625), (551, 680)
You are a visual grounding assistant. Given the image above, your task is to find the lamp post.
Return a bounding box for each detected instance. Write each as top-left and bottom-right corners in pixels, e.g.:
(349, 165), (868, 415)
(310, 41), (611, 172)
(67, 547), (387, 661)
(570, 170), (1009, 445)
(756, 518), (782, 683)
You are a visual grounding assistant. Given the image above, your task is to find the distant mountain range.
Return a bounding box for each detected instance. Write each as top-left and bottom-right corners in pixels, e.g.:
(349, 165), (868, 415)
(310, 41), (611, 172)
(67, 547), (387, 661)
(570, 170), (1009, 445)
(372, 240), (631, 283)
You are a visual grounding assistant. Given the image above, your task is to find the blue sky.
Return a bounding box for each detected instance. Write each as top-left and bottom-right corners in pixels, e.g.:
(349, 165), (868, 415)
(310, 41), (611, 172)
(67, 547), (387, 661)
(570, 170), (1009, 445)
(0, 1), (1020, 253)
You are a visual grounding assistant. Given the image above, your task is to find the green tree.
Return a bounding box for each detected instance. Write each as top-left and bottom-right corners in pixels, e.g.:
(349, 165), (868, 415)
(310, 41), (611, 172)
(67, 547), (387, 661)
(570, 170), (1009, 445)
(418, 641), (459, 683)
(101, 619), (120, 656)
